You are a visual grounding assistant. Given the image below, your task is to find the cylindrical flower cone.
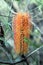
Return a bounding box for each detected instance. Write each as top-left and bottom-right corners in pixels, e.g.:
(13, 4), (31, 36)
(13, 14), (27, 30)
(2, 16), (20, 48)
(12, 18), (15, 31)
(12, 12), (32, 55)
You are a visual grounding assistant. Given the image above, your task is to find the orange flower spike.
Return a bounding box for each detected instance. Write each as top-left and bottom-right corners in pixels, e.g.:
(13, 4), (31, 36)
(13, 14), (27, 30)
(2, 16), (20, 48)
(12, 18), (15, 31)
(12, 12), (32, 54)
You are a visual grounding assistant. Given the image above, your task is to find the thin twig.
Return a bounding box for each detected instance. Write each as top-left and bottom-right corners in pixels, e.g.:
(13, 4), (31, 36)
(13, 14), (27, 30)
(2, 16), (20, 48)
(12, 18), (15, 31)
(27, 46), (43, 58)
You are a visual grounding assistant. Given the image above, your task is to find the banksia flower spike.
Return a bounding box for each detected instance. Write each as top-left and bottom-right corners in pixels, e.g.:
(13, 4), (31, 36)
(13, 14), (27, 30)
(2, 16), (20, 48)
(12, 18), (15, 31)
(12, 12), (32, 55)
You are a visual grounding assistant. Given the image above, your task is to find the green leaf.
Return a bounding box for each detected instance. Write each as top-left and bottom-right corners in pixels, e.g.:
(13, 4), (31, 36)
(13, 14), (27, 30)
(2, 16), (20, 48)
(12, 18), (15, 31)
(24, 37), (43, 48)
(0, 37), (5, 41)
(16, 0), (20, 1)
(24, 37), (32, 45)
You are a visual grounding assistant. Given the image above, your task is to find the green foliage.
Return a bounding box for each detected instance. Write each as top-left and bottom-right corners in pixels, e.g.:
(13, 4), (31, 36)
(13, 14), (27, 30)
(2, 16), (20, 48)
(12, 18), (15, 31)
(30, 0), (43, 5)
(24, 37), (43, 48)
(16, 0), (20, 1)
(30, 0), (43, 11)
